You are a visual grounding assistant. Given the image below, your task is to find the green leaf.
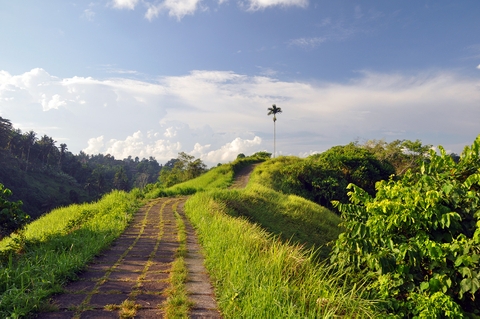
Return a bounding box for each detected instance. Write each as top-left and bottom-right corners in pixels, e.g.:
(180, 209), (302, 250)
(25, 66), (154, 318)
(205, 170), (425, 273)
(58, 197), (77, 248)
(420, 281), (429, 291)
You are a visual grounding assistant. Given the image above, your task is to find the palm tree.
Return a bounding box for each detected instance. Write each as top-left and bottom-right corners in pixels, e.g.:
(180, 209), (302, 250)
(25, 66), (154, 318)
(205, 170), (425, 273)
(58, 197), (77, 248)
(23, 130), (37, 172)
(267, 104), (282, 158)
(0, 116), (13, 149)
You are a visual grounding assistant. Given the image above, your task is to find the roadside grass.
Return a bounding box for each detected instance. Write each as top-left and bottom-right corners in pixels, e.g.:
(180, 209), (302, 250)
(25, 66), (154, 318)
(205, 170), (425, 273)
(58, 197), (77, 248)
(185, 192), (380, 318)
(0, 190), (141, 318)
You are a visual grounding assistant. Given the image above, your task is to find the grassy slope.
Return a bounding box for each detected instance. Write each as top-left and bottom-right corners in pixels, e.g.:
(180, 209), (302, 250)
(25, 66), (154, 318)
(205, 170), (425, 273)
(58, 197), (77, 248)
(0, 155), (380, 318)
(182, 158), (380, 317)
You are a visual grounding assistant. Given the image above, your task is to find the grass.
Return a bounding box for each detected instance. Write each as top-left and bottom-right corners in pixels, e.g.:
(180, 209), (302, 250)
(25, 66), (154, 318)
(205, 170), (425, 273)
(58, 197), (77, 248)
(163, 200), (192, 318)
(212, 183), (342, 260)
(0, 190), (141, 318)
(185, 191), (379, 318)
(144, 156), (265, 199)
(0, 154), (383, 317)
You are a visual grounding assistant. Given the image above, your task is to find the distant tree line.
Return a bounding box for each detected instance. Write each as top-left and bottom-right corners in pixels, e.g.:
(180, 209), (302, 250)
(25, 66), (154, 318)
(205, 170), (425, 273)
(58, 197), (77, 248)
(0, 116), (179, 219)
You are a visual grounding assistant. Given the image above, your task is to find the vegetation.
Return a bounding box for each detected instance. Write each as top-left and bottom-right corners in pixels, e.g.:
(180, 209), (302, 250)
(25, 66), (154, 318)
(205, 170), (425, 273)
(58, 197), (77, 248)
(163, 200), (192, 317)
(252, 143), (396, 210)
(331, 135), (480, 317)
(0, 184), (29, 238)
(0, 115), (162, 220)
(184, 190), (377, 318)
(0, 190), (141, 317)
(267, 104), (282, 158)
(2, 113), (478, 318)
(158, 151), (207, 188)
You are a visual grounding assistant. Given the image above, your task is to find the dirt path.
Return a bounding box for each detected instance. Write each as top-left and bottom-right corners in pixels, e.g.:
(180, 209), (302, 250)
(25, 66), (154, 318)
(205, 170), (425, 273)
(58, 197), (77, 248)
(36, 197), (221, 319)
(228, 164), (259, 189)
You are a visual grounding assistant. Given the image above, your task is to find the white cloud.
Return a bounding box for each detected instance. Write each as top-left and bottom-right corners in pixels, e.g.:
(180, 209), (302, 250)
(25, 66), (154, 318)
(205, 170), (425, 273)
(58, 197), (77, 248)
(41, 94), (67, 111)
(84, 136), (105, 154)
(111, 0), (139, 10)
(163, 0), (202, 19)
(244, 0), (308, 11)
(1, 68), (480, 166)
(113, 0), (307, 20)
(288, 37), (326, 48)
(477, 64), (480, 70)
(145, 0), (202, 20)
(195, 136), (263, 163)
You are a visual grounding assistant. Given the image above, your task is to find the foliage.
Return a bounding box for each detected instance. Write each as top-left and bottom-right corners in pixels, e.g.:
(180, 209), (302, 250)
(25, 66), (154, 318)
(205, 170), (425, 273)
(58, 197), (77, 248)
(146, 153), (267, 199)
(211, 182), (341, 259)
(330, 135), (480, 317)
(359, 138), (432, 175)
(0, 184), (29, 238)
(267, 104), (282, 122)
(253, 143), (394, 211)
(158, 152), (207, 188)
(0, 116), (162, 219)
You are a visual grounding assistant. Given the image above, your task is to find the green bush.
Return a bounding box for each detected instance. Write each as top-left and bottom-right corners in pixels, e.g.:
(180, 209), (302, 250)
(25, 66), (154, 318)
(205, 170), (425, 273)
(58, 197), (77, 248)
(252, 144), (394, 211)
(0, 184), (29, 238)
(330, 135), (480, 317)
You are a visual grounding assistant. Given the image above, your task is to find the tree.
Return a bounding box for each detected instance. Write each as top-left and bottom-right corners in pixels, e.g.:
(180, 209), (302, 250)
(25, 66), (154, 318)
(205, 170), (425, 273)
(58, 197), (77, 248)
(58, 143), (68, 169)
(158, 152), (207, 187)
(0, 116), (13, 149)
(360, 138), (432, 176)
(267, 104), (282, 158)
(0, 183), (30, 238)
(113, 166), (129, 190)
(23, 130), (36, 172)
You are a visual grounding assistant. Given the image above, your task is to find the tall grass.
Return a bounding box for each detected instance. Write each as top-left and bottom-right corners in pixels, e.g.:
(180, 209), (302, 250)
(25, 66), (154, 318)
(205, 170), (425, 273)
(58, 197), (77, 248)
(0, 190), (141, 318)
(185, 192), (380, 318)
(211, 184), (341, 259)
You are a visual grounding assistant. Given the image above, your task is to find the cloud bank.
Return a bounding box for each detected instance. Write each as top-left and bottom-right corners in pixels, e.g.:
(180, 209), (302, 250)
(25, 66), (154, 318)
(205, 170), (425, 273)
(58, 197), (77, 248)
(1, 68), (479, 166)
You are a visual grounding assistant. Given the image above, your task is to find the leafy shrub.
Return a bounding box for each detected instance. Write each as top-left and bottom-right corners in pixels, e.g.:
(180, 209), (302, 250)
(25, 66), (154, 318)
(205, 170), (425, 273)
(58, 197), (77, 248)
(0, 184), (29, 238)
(253, 144), (394, 211)
(330, 135), (480, 317)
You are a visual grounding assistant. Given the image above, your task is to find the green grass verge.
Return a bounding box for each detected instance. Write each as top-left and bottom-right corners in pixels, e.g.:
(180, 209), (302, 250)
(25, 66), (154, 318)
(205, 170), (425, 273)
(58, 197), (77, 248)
(0, 190), (142, 318)
(184, 191), (380, 318)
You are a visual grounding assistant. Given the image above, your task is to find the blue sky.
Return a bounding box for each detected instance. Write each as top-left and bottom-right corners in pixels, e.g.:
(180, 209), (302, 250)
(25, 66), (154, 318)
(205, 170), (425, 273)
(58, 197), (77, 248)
(1, 0), (479, 166)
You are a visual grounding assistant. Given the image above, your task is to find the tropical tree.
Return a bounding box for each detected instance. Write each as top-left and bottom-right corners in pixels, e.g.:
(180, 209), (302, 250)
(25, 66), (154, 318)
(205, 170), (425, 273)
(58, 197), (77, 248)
(23, 130), (36, 172)
(58, 143), (67, 169)
(37, 135), (56, 166)
(267, 104), (282, 158)
(0, 116), (13, 149)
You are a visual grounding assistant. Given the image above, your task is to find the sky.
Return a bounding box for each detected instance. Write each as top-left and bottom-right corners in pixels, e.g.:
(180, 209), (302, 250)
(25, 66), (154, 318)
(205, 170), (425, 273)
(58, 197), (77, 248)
(1, 1), (479, 167)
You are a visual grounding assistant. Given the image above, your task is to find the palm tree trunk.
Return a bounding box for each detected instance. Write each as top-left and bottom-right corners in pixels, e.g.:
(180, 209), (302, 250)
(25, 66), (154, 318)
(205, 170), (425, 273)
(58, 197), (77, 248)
(274, 121), (276, 158)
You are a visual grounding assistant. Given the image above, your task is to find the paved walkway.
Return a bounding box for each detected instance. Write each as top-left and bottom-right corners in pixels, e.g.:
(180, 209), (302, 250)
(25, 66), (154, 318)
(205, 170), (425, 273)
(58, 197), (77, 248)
(35, 197), (222, 319)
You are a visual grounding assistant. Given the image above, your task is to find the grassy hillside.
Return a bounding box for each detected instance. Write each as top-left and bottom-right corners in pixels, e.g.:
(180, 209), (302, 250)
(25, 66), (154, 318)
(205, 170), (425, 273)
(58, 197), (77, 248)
(183, 159), (378, 317)
(0, 155), (382, 318)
